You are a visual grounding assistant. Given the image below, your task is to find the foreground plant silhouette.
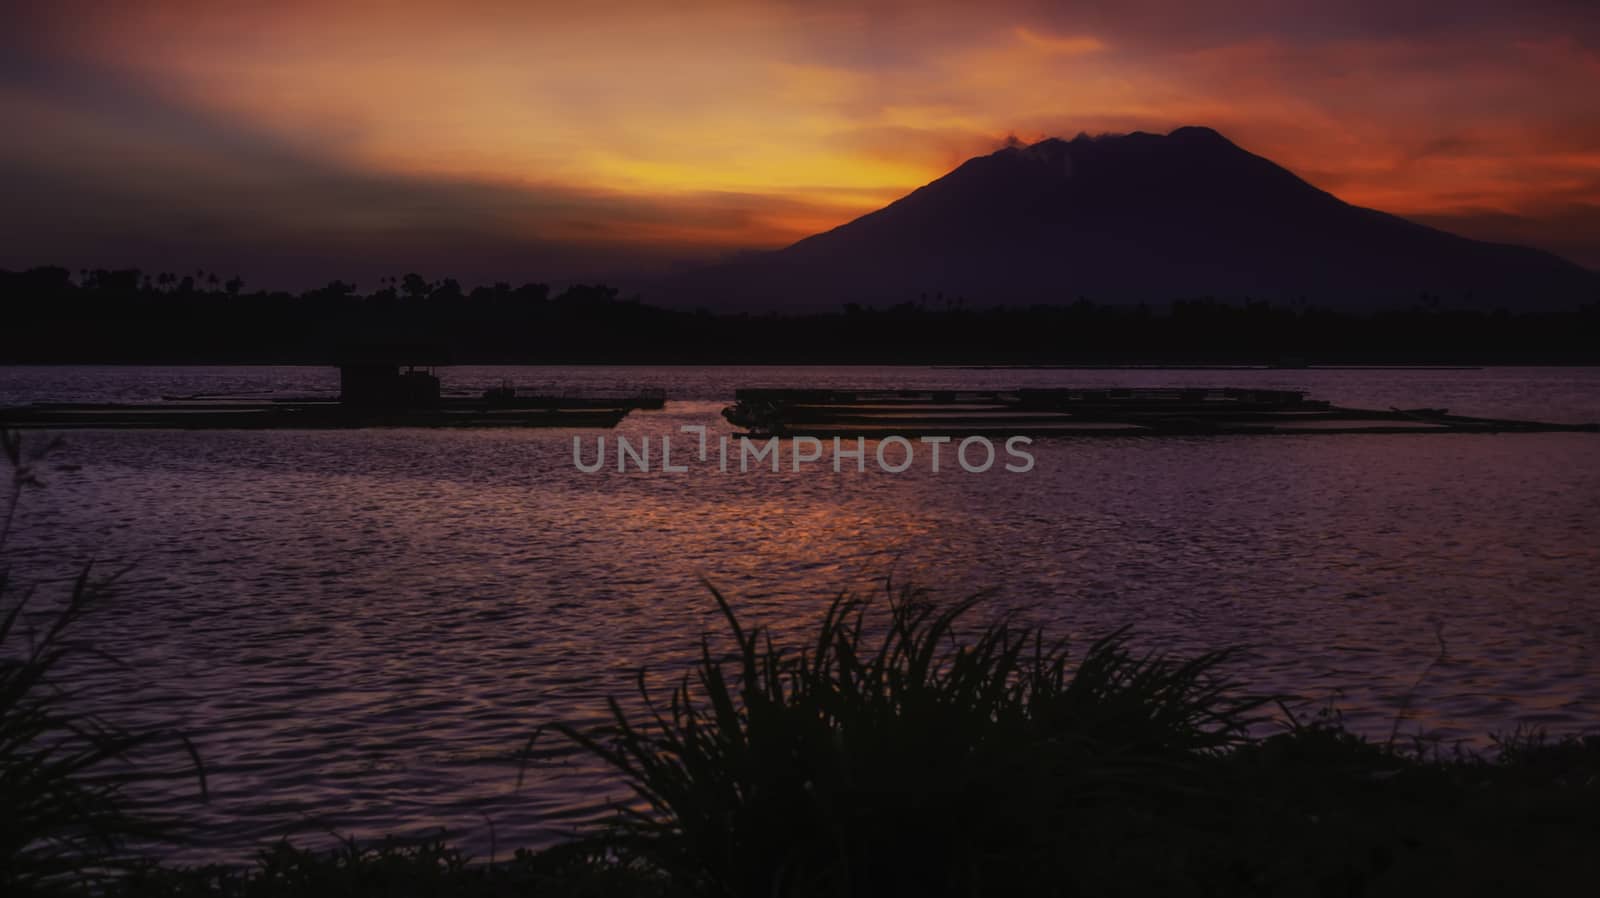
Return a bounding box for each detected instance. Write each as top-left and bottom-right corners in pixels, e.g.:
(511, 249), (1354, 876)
(547, 584), (1268, 896)
(0, 431), (205, 896)
(537, 583), (1600, 898)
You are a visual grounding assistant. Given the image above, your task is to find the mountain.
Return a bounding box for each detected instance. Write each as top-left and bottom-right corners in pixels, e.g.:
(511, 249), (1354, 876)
(667, 127), (1598, 311)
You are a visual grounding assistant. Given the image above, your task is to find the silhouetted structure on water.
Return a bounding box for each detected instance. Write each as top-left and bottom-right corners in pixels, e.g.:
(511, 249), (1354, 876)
(337, 345), (449, 408)
(723, 387), (1597, 437)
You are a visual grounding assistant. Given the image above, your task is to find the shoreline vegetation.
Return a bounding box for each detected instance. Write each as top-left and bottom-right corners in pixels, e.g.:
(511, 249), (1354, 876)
(4, 266), (1599, 366)
(4, 431), (1599, 896)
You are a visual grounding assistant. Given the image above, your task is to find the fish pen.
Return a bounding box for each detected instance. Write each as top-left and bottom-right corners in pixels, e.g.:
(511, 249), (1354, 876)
(0, 361), (655, 430)
(722, 387), (1598, 437)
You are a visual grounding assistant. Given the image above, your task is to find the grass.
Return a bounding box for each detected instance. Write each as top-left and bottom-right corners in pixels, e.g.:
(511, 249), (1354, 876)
(1, 431), (206, 896)
(112, 837), (663, 898)
(536, 583), (1599, 896)
(543, 584), (1266, 896)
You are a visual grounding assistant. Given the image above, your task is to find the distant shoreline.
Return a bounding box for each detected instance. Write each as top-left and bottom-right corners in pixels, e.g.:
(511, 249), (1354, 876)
(939, 364), (1487, 370)
(5, 265), (1597, 367)
(7, 360), (1599, 368)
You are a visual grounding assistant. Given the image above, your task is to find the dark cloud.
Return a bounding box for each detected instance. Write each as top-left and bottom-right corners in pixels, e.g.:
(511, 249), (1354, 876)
(1014, 0), (1600, 50)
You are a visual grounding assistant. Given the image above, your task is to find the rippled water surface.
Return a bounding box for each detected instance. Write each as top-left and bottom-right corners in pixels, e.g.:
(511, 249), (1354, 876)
(2, 365), (1598, 861)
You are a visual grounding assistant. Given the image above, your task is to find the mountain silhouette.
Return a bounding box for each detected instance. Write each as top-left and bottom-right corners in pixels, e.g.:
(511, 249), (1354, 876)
(669, 127), (1597, 310)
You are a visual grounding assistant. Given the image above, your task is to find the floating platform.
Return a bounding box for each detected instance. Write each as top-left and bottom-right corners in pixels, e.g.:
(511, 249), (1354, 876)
(723, 388), (1598, 438)
(156, 390), (667, 411)
(0, 359), (663, 430)
(0, 399), (633, 430)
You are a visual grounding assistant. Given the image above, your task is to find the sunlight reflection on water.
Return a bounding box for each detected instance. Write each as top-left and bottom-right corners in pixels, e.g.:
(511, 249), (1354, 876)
(2, 365), (1598, 862)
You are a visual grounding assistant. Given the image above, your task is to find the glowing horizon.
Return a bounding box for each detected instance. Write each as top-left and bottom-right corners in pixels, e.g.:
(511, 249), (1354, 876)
(3, 0), (1597, 288)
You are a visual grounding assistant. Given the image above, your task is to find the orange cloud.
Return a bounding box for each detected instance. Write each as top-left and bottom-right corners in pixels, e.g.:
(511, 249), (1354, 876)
(3, 0), (1598, 285)
(1013, 27), (1106, 56)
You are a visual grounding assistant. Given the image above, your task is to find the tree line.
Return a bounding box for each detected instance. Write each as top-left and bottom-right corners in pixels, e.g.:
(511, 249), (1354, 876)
(2, 265), (1596, 364)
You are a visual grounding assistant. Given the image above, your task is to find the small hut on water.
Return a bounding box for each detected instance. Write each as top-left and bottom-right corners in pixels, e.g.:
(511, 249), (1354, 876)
(337, 344), (449, 408)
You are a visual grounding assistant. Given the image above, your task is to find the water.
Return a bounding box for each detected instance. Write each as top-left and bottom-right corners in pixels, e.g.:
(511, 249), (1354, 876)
(2, 365), (1598, 863)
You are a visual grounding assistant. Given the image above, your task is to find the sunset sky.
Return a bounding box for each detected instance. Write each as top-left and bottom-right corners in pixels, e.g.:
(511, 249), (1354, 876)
(3, 0), (1597, 290)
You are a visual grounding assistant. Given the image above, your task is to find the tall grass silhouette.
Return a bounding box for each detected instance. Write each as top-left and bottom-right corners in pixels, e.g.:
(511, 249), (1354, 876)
(547, 583), (1266, 895)
(1, 431), (205, 895)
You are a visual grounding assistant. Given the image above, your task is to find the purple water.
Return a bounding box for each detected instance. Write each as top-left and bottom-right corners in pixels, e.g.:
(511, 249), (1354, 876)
(2, 365), (1597, 863)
